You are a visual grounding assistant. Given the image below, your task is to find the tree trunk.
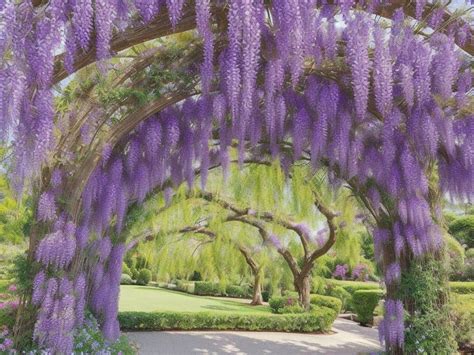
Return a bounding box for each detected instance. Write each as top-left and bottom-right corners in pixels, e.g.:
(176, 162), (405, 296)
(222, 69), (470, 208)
(295, 274), (311, 311)
(250, 270), (263, 305)
(237, 246), (264, 306)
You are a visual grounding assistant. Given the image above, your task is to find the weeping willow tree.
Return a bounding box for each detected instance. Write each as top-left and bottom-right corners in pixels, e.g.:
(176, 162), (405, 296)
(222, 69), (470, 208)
(122, 158), (368, 308)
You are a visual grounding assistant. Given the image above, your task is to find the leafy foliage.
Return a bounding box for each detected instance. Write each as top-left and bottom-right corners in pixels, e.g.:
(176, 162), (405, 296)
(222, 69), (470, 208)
(450, 293), (474, 346)
(399, 258), (457, 354)
(352, 289), (384, 325)
(449, 282), (474, 294)
(449, 215), (474, 248)
(0, 176), (31, 244)
(269, 294), (341, 315)
(136, 269), (152, 286)
(118, 308), (337, 333)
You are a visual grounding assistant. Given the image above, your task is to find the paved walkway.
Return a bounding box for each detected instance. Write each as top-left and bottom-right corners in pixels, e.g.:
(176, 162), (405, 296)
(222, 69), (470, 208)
(126, 318), (382, 354)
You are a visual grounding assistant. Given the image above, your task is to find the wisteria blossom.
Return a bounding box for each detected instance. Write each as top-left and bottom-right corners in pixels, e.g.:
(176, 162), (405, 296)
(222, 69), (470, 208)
(1, 1), (472, 353)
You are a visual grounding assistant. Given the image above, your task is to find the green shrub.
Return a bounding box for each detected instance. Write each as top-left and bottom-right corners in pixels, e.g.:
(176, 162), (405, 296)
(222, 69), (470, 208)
(448, 215), (474, 248)
(449, 282), (474, 294)
(262, 290), (270, 302)
(269, 294), (342, 315)
(450, 294), (474, 346)
(136, 269), (152, 286)
(225, 285), (249, 298)
(446, 234), (466, 281)
(352, 289), (384, 325)
(326, 279), (381, 295)
(194, 281), (223, 296)
(326, 280), (381, 311)
(324, 285), (351, 311)
(118, 308), (337, 333)
(401, 257), (457, 354)
(190, 271), (202, 281)
(176, 280), (195, 293)
(120, 274), (133, 285)
(122, 263), (131, 276)
(311, 277), (327, 295)
(130, 267), (139, 280)
(310, 294), (342, 315)
(0, 307), (16, 330)
(269, 296), (298, 314)
(281, 304), (305, 314)
(0, 280), (9, 293)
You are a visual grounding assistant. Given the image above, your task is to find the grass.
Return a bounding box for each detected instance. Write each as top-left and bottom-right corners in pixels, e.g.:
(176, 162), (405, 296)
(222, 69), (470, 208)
(119, 285), (270, 314)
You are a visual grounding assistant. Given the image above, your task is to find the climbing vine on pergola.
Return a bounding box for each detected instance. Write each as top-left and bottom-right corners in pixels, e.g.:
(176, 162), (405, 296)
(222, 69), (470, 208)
(1, 0), (473, 353)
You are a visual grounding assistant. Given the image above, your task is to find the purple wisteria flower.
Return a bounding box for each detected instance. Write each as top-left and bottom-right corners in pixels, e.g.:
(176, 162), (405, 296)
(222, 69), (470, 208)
(37, 191), (56, 222)
(333, 264), (348, 280)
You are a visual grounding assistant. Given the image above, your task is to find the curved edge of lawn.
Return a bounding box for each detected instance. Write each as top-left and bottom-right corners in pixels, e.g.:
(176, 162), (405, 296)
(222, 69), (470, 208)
(118, 307), (337, 333)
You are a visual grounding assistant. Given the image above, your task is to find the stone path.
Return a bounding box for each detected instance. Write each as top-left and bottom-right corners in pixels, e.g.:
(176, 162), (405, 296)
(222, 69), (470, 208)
(126, 318), (382, 354)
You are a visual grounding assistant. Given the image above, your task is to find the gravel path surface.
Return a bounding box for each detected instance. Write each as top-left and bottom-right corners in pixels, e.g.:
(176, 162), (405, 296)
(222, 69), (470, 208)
(126, 318), (382, 354)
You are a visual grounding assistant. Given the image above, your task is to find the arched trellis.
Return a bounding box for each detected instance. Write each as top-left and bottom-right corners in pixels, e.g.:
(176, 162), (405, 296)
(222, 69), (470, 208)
(2, 1), (472, 354)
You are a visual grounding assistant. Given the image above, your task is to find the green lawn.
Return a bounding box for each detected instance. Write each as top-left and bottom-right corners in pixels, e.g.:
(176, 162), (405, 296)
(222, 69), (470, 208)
(119, 285), (270, 314)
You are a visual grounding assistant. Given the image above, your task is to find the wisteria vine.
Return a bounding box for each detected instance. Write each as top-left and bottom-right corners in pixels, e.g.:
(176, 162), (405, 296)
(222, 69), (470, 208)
(0, 0), (473, 353)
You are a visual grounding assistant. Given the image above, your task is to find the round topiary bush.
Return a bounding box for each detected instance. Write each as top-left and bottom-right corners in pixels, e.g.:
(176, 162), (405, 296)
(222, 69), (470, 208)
(136, 269), (152, 286)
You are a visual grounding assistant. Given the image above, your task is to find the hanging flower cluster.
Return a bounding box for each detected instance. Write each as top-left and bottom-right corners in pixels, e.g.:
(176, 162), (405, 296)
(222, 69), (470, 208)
(1, 1), (473, 353)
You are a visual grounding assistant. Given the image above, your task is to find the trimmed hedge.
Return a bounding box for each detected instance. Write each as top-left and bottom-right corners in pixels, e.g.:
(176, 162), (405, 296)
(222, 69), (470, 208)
(225, 284), (250, 298)
(119, 308), (337, 333)
(269, 294), (341, 315)
(352, 289), (384, 325)
(326, 279), (381, 295)
(310, 294), (342, 315)
(449, 282), (474, 294)
(324, 286), (351, 311)
(176, 280), (195, 294)
(194, 281), (223, 296)
(269, 296), (299, 314)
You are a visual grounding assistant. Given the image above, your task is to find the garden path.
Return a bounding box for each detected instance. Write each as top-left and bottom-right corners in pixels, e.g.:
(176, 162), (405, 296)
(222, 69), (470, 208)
(126, 317), (382, 354)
